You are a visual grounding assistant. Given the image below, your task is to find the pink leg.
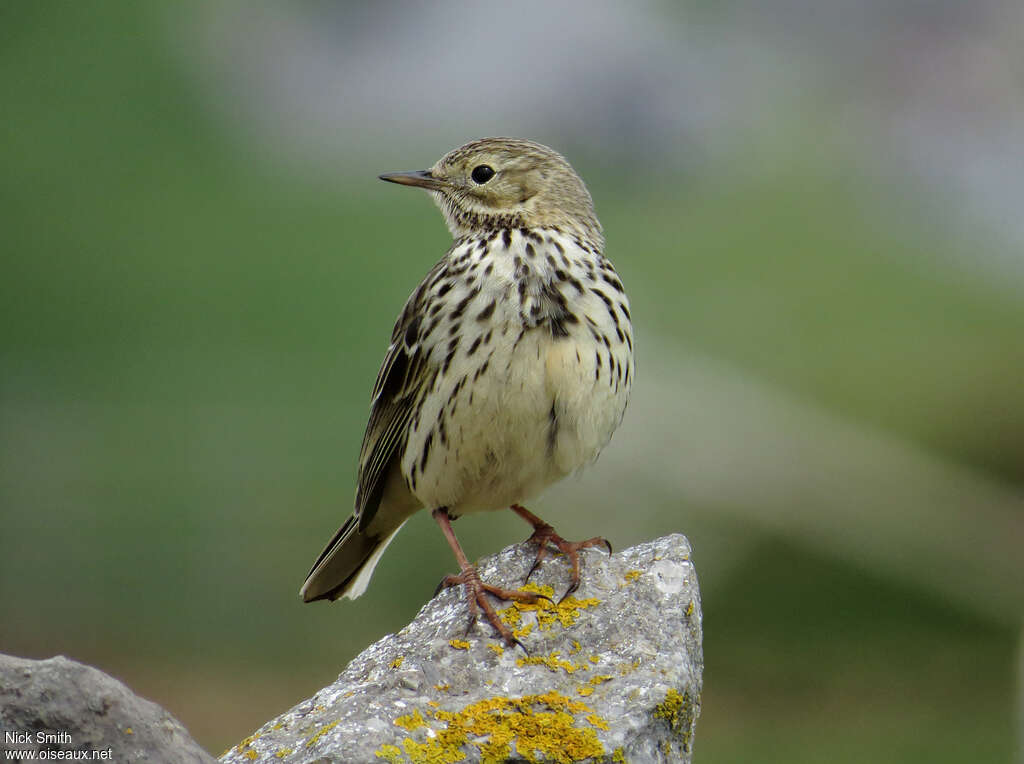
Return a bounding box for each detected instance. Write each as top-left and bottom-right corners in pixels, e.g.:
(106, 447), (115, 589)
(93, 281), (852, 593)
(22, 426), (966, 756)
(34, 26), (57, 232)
(432, 508), (549, 645)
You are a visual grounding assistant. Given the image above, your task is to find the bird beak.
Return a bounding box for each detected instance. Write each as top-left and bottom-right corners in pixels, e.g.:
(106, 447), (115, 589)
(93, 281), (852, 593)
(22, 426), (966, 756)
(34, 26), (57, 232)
(378, 170), (446, 191)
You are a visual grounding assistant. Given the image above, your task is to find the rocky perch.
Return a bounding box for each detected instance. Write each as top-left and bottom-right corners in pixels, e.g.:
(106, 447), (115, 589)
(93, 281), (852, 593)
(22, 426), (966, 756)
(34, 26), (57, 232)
(0, 653), (215, 763)
(223, 533), (702, 763)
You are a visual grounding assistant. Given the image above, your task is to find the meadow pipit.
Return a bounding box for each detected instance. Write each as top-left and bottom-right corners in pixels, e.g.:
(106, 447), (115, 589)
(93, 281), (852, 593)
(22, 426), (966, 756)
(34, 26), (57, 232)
(300, 138), (634, 644)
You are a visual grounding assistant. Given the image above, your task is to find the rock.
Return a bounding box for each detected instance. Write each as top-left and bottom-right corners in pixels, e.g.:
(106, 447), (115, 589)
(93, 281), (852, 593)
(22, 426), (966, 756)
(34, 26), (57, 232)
(221, 533), (703, 763)
(0, 653), (215, 763)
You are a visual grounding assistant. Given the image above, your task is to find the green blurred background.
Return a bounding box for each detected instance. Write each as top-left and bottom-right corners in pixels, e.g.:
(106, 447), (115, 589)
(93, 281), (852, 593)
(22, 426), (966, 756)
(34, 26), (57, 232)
(2, 3), (1022, 761)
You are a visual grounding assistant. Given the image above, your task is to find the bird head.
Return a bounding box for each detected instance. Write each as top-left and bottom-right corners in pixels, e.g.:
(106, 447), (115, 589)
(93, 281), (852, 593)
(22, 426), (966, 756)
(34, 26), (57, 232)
(379, 137), (603, 247)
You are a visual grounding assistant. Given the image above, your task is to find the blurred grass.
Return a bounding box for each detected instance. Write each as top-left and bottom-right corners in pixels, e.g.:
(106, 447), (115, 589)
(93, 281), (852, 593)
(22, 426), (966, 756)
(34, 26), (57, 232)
(606, 175), (1024, 481)
(0, 3), (1020, 760)
(700, 540), (1015, 763)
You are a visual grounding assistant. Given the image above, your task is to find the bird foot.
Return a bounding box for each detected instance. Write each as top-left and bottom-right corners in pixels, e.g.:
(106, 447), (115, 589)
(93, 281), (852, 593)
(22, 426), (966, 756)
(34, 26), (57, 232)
(518, 513), (612, 602)
(437, 566), (551, 648)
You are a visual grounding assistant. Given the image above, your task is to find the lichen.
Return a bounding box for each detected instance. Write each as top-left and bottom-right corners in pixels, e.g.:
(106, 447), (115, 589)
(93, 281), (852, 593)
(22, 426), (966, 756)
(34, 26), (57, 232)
(513, 621), (535, 640)
(305, 720), (339, 748)
(496, 584), (600, 635)
(375, 743), (404, 762)
(448, 638), (471, 650)
(577, 674), (613, 696)
(516, 650), (588, 675)
(611, 747), (627, 763)
(653, 688), (697, 752)
(390, 656), (405, 668)
(395, 709), (429, 732)
(274, 748), (293, 759)
(387, 691), (607, 763)
(623, 570), (641, 583)
(232, 732), (261, 758)
(487, 642), (505, 656)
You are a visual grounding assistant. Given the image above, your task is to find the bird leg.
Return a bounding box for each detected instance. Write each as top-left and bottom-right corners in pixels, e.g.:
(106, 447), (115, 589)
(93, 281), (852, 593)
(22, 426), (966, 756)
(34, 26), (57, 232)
(431, 508), (549, 646)
(510, 503), (612, 601)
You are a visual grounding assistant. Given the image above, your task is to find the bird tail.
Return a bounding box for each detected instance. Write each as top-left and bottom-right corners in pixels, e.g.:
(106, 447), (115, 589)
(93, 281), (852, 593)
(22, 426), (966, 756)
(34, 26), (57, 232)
(300, 515), (408, 603)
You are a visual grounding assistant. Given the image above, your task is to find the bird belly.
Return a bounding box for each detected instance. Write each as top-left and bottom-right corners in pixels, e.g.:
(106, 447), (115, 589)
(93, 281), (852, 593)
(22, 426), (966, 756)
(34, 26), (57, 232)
(403, 324), (627, 516)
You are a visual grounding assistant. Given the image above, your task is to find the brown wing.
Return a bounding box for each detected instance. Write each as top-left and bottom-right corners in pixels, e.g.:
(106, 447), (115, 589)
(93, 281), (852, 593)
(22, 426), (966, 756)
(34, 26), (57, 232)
(352, 258), (446, 530)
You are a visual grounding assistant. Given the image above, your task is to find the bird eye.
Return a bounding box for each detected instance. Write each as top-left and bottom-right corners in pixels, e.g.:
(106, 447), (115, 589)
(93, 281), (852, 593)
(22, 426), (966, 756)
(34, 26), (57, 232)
(471, 164), (495, 184)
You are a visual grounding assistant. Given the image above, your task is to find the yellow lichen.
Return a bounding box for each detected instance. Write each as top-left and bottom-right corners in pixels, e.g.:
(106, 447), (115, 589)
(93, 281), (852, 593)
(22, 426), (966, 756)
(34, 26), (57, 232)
(547, 596), (600, 629)
(516, 650), (585, 674)
(434, 683), (451, 692)
(402, 733), (468, 764)
(685, 600), (695, 617)
(612, 747), (628, 762)
(390, 656), (405, 669)
(374, 743), (404, 762)
(487, 642), (505, 656)
(588, 655), (600, 664)
(577, 674), (613, 696)
(623, 569), (641, 583)
(496, 584), (600, 635)
(579, 674), (613, 695)
(387, 691), (605, 763)
(244, 750), (257, 761)
(570, 640), (582, 654)
(654, 689), (685, 730)
(305, 720), (339, 748)
(448, 638), (471, 650)
(653, 688), (696, 751)
(274, 748), (293, 759)
(123, 728), (133, 735)
(513, 621), (535, 640)
(233, 732), (260, 755)
(395, 709), (428, 732)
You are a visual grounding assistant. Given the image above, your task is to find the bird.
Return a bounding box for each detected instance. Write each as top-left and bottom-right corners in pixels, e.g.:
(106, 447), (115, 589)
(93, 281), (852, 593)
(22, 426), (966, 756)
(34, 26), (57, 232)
(300, 138), (634, 644)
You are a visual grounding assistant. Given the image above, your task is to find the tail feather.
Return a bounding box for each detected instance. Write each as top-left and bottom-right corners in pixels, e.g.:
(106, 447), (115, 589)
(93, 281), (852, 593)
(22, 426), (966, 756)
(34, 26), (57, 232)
(300, 516), (408, 602)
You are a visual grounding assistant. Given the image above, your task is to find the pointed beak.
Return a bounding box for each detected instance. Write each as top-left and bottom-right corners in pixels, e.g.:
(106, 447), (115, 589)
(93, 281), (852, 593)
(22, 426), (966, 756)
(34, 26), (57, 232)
(378, 170), (446, 191)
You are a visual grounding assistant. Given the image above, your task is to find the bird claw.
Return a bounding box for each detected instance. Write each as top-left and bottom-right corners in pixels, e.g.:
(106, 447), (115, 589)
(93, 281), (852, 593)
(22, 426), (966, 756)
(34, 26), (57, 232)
(437, 566), (546, 646)
(520, 520), (612, 600)
(510, 636), (530, 656)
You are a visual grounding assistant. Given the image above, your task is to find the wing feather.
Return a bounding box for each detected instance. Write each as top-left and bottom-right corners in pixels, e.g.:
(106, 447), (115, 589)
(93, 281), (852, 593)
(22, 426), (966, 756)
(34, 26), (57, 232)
(353, 257), (447, 529)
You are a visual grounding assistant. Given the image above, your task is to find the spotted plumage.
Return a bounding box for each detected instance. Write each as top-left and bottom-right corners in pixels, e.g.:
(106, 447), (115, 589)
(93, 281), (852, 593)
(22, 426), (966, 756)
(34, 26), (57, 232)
(301, 138), (634, 643)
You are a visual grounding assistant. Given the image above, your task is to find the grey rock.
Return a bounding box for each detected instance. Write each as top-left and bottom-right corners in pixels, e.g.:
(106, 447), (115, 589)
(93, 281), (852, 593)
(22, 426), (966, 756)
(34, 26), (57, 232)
(0, 653), (215, 763)
(221, 534), (702, 763)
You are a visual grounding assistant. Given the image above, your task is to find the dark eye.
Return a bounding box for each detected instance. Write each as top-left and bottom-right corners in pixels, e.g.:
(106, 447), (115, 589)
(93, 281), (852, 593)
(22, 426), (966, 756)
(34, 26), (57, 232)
(471, 164), (495, 184)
